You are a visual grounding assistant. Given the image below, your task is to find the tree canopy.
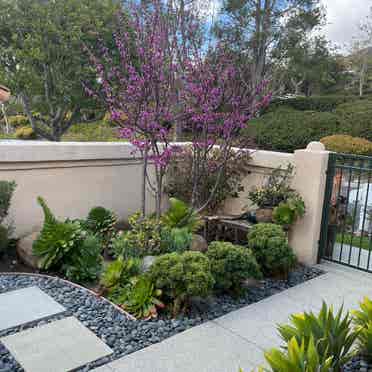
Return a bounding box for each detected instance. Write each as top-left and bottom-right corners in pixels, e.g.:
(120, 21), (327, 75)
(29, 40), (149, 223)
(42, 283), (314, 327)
(0, 0), (119, 140)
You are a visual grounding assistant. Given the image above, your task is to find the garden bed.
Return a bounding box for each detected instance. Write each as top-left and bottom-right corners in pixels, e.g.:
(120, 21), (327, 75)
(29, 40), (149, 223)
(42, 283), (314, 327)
(0, 266), (323, 371)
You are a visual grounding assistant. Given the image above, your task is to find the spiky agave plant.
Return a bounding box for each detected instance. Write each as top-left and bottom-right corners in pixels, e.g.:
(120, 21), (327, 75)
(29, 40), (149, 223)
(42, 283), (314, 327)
(277, 302), (359, 372)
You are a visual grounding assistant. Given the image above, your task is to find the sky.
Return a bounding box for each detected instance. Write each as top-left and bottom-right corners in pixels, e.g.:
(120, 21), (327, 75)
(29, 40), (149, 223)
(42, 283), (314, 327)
(320, 0), (371, 50)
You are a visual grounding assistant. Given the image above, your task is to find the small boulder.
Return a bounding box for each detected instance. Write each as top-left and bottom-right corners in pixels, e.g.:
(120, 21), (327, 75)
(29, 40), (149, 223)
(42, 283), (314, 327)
(141, 255), (157, 273)
(17, 231), (42, 269)
(190, 234), (208, 253)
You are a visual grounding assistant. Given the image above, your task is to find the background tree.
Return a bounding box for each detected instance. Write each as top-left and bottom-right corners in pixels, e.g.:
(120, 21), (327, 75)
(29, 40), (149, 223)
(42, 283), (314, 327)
(214, 0), (321, 90)
(0, 0), (119, 141)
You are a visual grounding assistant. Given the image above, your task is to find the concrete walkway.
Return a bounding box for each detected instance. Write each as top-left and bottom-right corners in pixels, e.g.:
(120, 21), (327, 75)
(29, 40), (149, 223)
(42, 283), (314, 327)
(95, 262), (372, 372)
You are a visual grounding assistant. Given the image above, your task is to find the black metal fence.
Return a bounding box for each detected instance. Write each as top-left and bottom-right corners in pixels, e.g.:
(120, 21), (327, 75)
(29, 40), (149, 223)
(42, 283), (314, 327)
(319, 153), (372, 271)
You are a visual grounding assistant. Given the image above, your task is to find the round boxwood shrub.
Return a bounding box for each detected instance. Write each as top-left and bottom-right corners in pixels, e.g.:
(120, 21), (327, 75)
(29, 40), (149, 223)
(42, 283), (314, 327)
(245, 108), (341, 153)
(321, 135), (372, 156)
(206, 241), (262, 292)
(247, 223), (296, 276)
(147, 251), (214, 315)
(15, 126), (36, 140)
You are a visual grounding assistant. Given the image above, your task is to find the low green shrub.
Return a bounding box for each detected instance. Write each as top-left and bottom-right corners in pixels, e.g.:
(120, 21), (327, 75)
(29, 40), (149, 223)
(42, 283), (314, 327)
(321, 135), (372, 156)
(352, 297), (372, 360)
(278, 302), (358, 371)
(64, 234), (103, 283)
(15, 126), (37, 139)
(117, 212), (165, 257)
(206, 241), (261, 292)
(247, 223), (296, 276)
(148, 251), (214, 315)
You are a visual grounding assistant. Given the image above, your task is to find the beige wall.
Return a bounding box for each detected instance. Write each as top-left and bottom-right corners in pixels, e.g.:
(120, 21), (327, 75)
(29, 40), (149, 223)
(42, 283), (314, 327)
(0, 141), (329, 265)
(0, 142), (157, 237)
(222, 142), (329, 265)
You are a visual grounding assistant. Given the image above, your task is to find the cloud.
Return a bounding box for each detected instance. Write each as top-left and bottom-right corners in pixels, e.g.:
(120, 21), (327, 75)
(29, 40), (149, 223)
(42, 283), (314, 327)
(320, 0), (371, 50)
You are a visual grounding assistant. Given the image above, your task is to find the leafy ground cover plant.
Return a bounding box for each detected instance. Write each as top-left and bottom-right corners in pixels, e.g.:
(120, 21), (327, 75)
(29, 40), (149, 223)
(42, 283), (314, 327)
(32, 197), (103, 283)
(206, 241), (262, 293)
(100, 256), (141, 294)
(247, 223), (296, 276)
(352, 297), (372, 361)
(114, 212), (165, 258)
(272, 194), (306, 227)
(113, 276), (165, 320)
(248, 165), (295, 209)
(161, 198), (203, 233)
(86, 206), (117, 256)
(64, 234), (102, 283)
(160, 227), (193, 253)
(277, 302), (358, 372)
(148, 251), (214, 315)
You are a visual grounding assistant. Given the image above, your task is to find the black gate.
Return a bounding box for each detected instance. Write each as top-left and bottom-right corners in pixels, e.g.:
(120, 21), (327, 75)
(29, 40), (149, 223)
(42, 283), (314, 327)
(319, 153), (372, 271)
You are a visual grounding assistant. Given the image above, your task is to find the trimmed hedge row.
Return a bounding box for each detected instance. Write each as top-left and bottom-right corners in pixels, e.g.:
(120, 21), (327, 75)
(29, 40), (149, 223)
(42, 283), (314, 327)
(246, 97), (372, 153)
(267, 95), (353, 112)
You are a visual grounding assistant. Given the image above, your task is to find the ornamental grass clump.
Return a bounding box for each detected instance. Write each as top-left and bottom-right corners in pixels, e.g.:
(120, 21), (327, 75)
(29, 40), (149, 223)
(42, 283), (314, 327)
(148, 251), (214, 315)
(277, 302), (359, 372)
(352, 297), (372, 361)
(206, 241), (261, 293)
(259, 335), (334, 372)
(247, 223), (296, 276)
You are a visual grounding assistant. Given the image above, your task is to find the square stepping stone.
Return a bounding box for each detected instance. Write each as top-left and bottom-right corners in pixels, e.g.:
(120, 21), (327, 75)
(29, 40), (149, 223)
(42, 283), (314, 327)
(0, 286), (65, 331)
(1, 316), (113, 372)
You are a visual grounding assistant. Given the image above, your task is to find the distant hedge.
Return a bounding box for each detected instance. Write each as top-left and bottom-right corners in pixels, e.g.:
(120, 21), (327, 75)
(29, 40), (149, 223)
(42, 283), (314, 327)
(245, 108), (341, 153)
(320, 135), (372, 156)
(267, 95), (353, 113)
(246, 97), (372, 153)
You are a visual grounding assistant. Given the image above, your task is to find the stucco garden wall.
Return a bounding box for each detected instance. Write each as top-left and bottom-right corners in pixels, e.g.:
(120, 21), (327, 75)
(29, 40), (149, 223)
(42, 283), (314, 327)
(222, 142), (330, 265)
(0, 140), (329, 265)
(0, 142), (157, 237)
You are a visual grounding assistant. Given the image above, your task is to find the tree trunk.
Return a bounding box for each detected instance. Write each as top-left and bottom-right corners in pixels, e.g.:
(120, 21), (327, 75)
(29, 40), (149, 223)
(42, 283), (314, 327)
(141, 149), (148, 217)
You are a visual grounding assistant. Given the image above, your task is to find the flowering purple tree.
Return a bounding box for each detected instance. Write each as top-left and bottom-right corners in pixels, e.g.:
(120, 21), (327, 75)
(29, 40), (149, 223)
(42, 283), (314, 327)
(89, 2), (271, 217)
(88, 4), (180, 218)
(180, 50), (272, 212)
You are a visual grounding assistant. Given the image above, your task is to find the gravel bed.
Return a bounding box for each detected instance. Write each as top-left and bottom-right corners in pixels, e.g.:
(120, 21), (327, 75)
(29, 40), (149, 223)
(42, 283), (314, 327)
(345, 356), (372, 372)
(0, 265), (323, 371)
